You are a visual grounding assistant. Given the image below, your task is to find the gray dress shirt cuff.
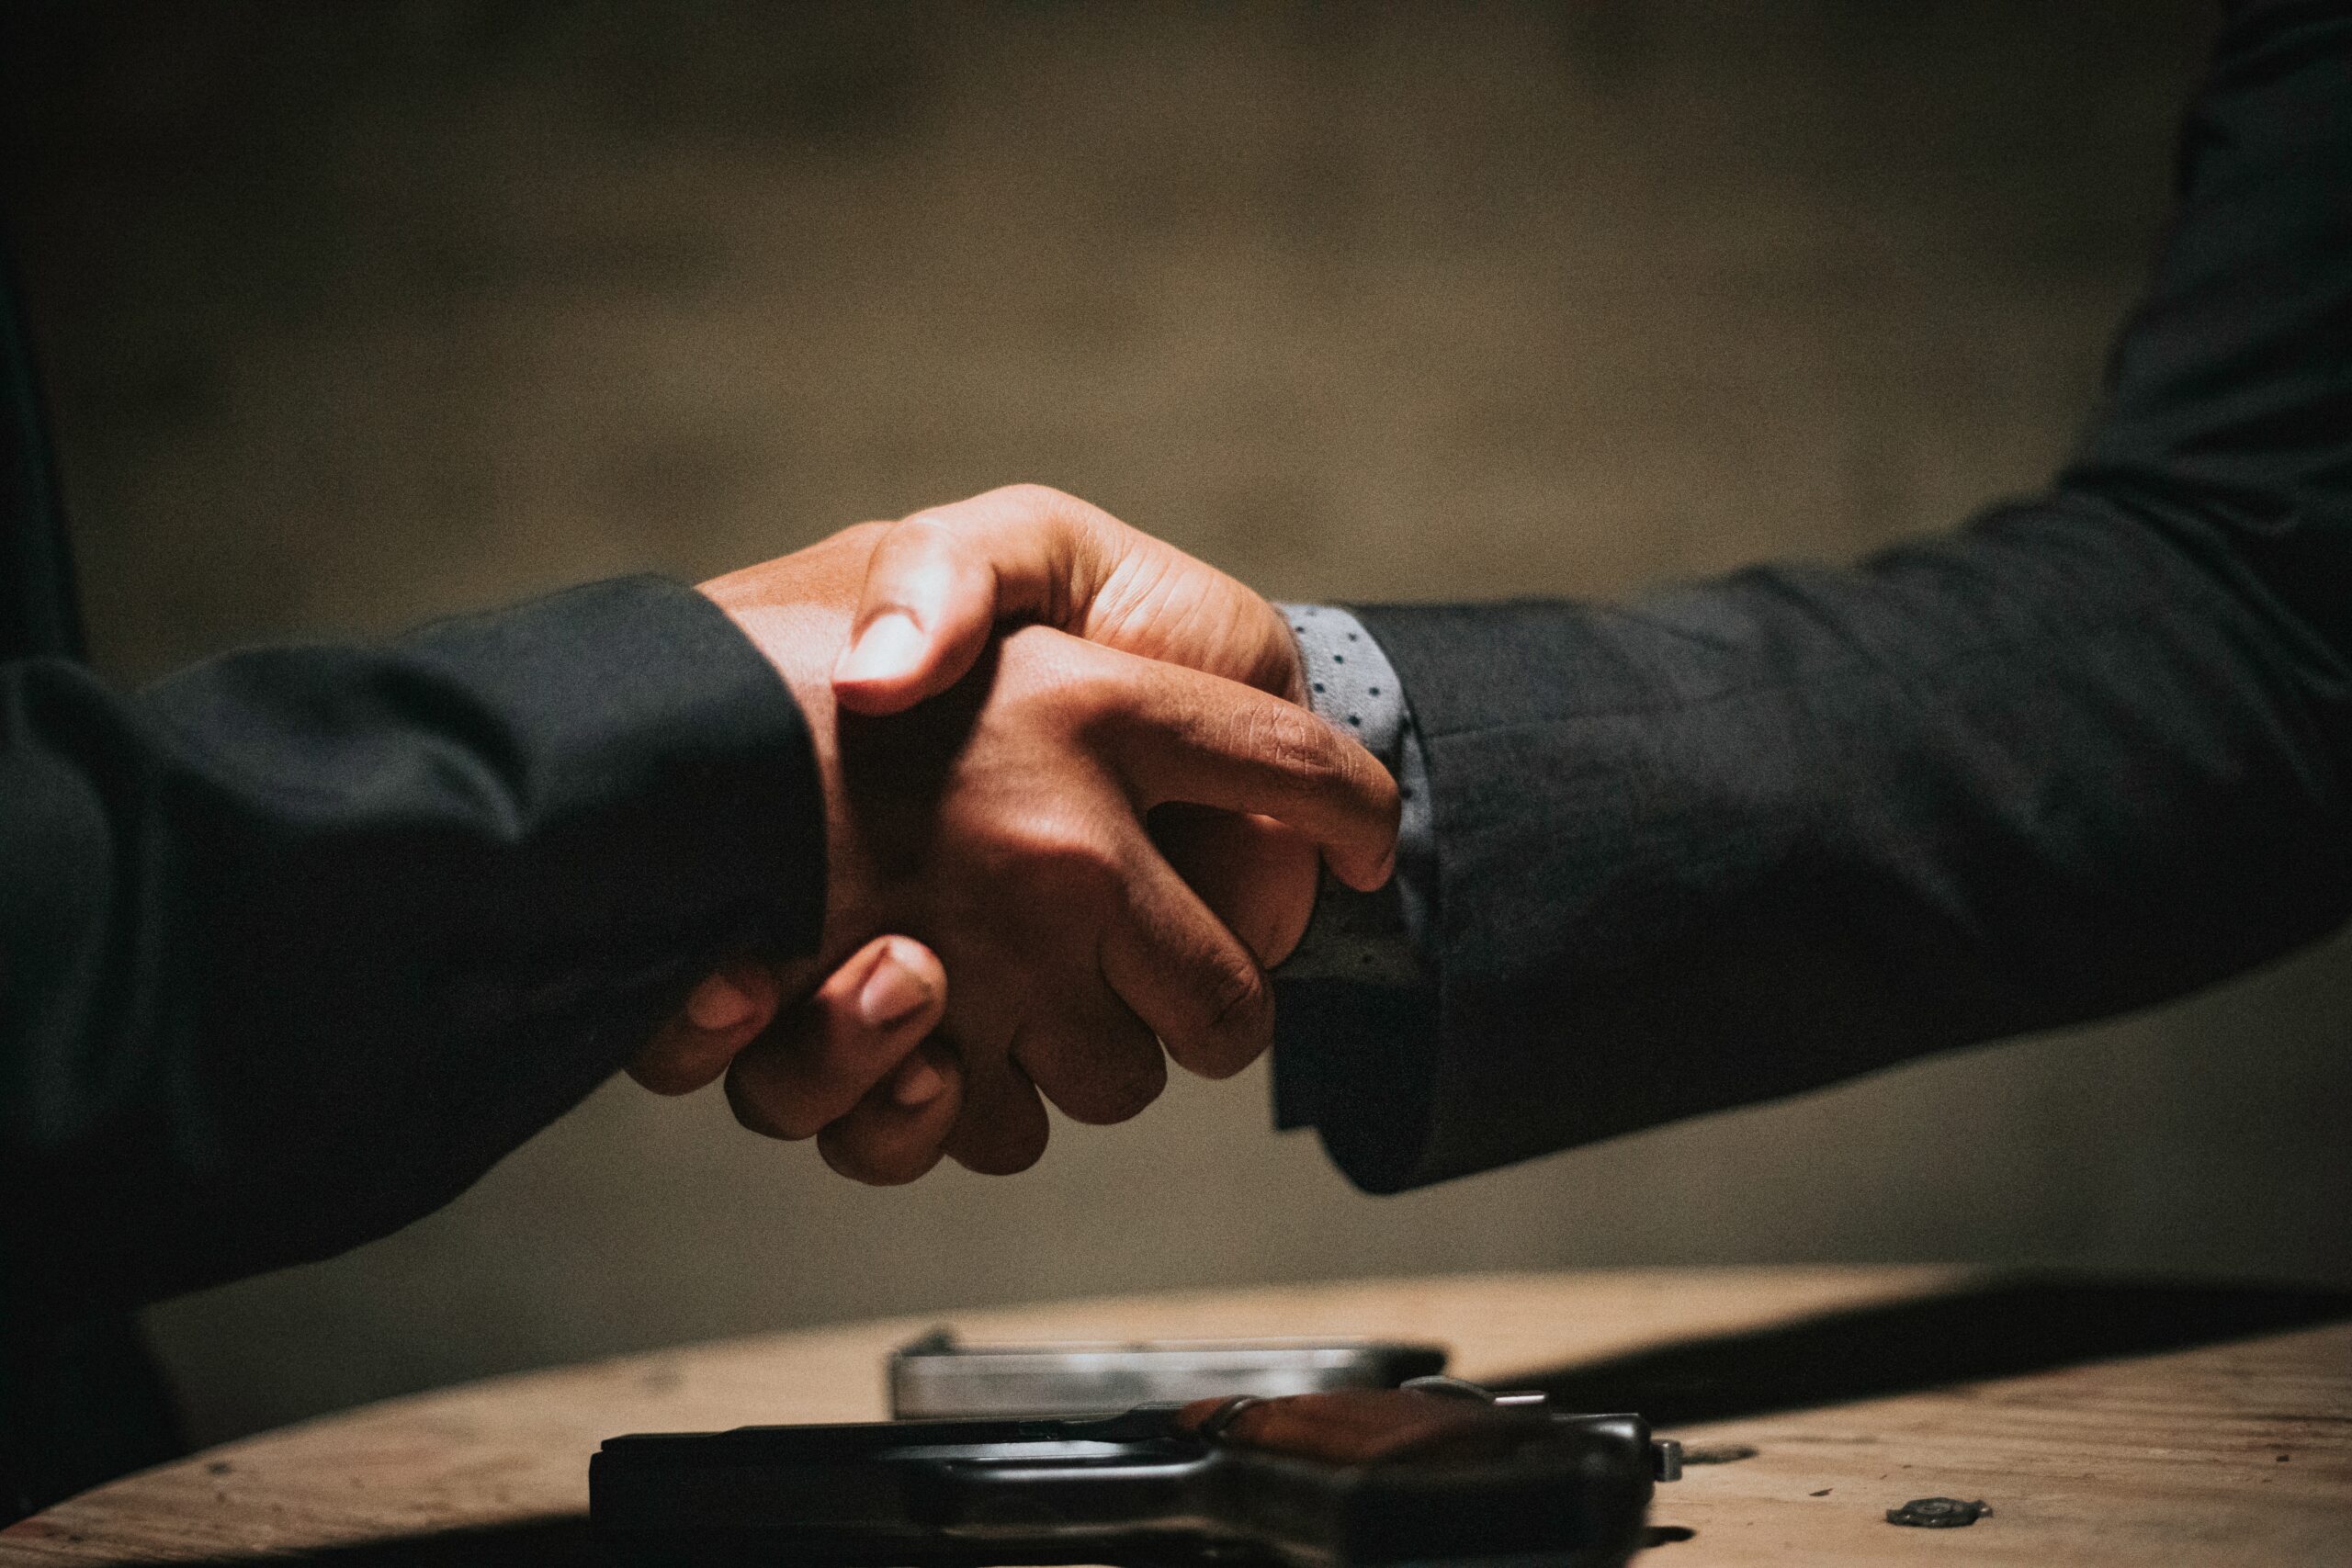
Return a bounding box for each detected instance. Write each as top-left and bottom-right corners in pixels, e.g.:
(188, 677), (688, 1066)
(1272, 604), (1433, 985)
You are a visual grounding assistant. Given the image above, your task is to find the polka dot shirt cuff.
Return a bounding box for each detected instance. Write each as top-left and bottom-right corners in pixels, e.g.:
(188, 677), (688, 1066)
(1272, 604), (1431, 987)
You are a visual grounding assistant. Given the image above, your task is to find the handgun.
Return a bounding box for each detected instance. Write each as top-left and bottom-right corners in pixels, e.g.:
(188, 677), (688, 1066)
(590, 1377), (1683, 1568)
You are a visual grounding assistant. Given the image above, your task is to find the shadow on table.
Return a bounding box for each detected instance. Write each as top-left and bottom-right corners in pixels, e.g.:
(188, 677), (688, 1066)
(1492, 1273), (2352, 1429)
(177, 1519), (611, 1568)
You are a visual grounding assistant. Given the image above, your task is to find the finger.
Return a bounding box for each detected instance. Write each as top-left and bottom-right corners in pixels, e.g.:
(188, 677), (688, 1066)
(1100, 840), (1274, 1082)
(1098, 649), (1400, 891)
(832, 485), (1117, 715)
(942, 1049), (1052, 1175)
(723, 936), (946, 1141)
(628, 957), (794, 1095)
(1007, 983), (1167, 1126)
(1150, 805), (1321, 969)
(818, 1040), (966, 1186)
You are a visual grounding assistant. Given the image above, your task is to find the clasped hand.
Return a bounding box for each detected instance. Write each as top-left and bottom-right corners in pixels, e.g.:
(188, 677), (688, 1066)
(628, 488), (1398, 1183)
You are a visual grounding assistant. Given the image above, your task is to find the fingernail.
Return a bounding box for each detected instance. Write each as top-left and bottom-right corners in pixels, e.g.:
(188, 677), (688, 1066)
(833, 611), (926, 687)
(684, 974), (756, 1032)
(857, 949), (933, 1029)
(891, 1055), (946, 1107)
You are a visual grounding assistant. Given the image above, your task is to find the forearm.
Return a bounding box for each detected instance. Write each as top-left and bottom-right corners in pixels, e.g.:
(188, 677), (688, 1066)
(0, 576), (822, 1309)
(1276, 0), (2352, 1191)
(1334, 502), (2347, 1189)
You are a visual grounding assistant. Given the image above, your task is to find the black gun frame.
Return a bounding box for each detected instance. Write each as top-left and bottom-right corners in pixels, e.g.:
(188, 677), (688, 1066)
(590, 1405), (1660, 1568)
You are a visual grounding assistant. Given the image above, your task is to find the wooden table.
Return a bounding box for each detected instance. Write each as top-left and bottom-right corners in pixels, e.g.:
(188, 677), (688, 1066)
(3, 1269), (2346, 1567)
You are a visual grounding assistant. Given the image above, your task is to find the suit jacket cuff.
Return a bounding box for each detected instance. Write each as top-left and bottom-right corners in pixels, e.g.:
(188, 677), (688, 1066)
(7, 573), (826, 1309)
(379, 573), (830, 972)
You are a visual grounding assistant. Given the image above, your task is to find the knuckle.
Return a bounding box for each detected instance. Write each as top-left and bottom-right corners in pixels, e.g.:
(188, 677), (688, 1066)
(955, 1125), (1046, 1177)
(1250, 705), (1341, 789)
(821, 1127), (931, 1187)
(864, 1153), (937, 1187)
(889, 511), (967, 557)
(998, 625), (1113, 695)
(1193, 955), (1273, 1076)
(1009, 977), (1125, 1111)
(627, 1042), (699, 1097)
(817, 1134), (886, 1185)
(623, 1060), (672, 1095)
(991, 480), (1077, 516)
(725, 1068), (818, 1142)
(1003, 810), (1122, 897)
(725, 1078), (779, 1137)
(1059, 664), (1132, 736)
(1054, 1046), (1167, 1126)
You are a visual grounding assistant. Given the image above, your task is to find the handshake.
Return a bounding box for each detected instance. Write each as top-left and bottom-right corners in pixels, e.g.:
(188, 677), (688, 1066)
(628, 486), (1400, 1185)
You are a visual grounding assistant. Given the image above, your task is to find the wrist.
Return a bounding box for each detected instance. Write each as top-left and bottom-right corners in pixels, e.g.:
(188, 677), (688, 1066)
(697, 536), (886, 967)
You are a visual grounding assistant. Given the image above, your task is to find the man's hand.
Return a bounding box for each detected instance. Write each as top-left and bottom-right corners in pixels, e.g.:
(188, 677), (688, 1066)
(693, 523), (1395, 1181)
(835, 486), (1326, 967)
(628, 937), (958, 1178)
(832, 484), (1306, 714)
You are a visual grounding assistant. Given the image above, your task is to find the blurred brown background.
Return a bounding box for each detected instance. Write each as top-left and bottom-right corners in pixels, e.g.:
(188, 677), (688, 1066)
(6, 1), (2347, 1449)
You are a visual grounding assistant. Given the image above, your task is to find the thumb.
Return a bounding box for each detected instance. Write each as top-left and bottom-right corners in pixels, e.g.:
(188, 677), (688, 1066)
(724, 935), (949, 1140)
(832, 485), (1110, 714)
(628, 954), (809, 1096)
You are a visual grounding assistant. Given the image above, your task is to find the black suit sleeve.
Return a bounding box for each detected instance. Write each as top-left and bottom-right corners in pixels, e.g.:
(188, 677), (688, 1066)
(1273, 0), (2352, 1191)
(0, 577), (823, 1310)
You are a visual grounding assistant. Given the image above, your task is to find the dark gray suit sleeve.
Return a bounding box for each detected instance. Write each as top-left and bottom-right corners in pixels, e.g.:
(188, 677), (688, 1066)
(1272, 0), (2352, 1192)
(0, 577), (823, 1310)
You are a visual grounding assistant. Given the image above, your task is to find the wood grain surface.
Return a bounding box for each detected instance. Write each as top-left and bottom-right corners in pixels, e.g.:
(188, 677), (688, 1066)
(3, 1268), (2345, 1567)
